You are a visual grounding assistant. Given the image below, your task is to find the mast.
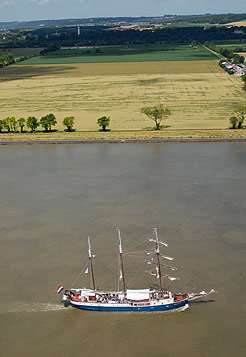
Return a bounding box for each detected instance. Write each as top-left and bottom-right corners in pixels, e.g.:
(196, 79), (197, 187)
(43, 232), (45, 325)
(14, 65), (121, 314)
(153, 228), (163, 295)
(88, 236), (96, 291)
(116, 227), (126, 294)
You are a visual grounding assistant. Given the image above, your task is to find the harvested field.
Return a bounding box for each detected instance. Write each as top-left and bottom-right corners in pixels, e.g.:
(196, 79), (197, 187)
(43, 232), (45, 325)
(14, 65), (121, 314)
(225, 21), (246, 27)
(0, 60), (222, 79)
(0, 60), (245, 132)
(236, 52), (246, 57)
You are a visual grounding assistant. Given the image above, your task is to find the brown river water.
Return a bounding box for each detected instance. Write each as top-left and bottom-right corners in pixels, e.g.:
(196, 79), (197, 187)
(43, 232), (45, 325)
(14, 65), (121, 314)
(0, 143), (245, 357)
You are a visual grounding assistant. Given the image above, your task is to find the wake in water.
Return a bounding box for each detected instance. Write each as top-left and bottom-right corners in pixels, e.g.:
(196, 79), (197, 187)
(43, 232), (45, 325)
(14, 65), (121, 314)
(1, 303), (188, 315)
(150, 303), (189, 315)
(1, 302), (70, 314)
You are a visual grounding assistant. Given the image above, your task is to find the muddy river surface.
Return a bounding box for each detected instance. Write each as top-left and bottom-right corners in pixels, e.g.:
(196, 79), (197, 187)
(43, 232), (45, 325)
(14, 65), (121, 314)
(0, 143), (245, 356)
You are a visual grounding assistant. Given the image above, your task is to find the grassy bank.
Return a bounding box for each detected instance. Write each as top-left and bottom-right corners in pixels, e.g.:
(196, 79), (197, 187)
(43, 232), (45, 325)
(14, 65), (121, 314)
(1, 129), (246, 142)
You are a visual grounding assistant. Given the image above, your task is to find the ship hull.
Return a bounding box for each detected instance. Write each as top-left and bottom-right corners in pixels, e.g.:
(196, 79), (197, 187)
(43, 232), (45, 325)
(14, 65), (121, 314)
(69, 300), (188, 312)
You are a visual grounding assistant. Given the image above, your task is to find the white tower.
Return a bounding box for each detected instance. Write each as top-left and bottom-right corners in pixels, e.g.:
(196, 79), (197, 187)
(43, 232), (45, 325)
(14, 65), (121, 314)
(77, 26), (80, 36)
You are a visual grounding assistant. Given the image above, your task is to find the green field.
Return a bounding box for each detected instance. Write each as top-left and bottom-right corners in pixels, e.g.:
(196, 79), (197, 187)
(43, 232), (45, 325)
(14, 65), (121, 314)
(19, 44), (218, 64)
(212, 40), (246, 51)
(10, 48), (41, 56)
(0, 48), (41, 57)
(213, 40), (246, 45)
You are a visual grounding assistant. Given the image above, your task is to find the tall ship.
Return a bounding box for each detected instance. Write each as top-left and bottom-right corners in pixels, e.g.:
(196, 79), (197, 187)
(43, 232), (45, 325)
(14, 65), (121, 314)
(59, 228), (215, 312)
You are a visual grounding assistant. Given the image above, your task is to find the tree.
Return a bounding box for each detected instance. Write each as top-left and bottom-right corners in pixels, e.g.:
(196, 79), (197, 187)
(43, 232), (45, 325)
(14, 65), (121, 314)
(239, 56), (245, 64)
(40, 115), (49, 132)
(141, 104), (171, 130)
(242, 74), (246, 91)
(27, 116), (39, 132)
(10, 117), (17, 132)
(0, 120), (3, 133)
(40, 43), (61, 55)
(190, 40), (198, 48)
(17, 118), (26, 133)
(232, 53), (241, 64)
(2, 118), (11, 132)
(2, 117), (17, 132)
(40, 113), (57, 132)
(229, 116), (238, 129)
(234, 106), (246, 129)
(232, 53), (245, 64)
(62, 116), (75, 132)
(97, 116), (110, 131)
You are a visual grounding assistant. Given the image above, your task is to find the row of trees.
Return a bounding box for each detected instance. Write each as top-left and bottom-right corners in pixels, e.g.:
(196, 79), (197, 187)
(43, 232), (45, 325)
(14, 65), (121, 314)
(2, 105), (245, 133)
(0, 114), (112, 133)
(0, 114), (75, 133)
(0, 106), (171, 134)
(206, 42), (245, 63)
(0, 53), (35, 69)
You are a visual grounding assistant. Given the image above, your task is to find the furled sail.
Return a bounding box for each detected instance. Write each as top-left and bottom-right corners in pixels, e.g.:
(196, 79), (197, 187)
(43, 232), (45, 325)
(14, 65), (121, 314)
(156, 266), (159, 279)
(162, 274), (180, 281)
(147, 270), (179, 281)
(148, 238), (168, 247)
(161, 255), (174, 261)
(145, 259), (177, 271)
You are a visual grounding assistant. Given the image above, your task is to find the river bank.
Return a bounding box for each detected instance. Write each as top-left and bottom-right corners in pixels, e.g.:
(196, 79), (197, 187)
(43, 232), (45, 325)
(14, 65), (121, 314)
(1, 137), (246, 145)
(1, 129), (246, 144)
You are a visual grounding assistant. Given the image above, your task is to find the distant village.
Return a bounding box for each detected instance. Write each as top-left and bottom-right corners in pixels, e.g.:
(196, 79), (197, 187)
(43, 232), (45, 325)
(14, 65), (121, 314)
(221, 61), (246, 75)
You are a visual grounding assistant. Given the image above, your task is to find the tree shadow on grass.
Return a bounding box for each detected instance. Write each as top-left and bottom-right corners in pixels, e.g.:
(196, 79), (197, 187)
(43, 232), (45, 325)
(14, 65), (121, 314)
(64, 129), (76, 132)
(39, 129), (59, 133)
(0, 130), (31, 134)
(0, 129), (60, 134)
(143, 125), (171, 131)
